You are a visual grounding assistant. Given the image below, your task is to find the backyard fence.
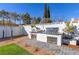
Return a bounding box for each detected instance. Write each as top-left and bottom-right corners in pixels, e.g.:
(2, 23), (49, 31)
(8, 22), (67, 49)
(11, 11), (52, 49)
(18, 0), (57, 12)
(0, 26), (24, 38)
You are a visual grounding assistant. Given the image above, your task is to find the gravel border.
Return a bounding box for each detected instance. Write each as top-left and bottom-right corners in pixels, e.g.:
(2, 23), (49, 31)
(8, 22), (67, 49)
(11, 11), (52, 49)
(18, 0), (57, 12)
(26, 39), (79, 55)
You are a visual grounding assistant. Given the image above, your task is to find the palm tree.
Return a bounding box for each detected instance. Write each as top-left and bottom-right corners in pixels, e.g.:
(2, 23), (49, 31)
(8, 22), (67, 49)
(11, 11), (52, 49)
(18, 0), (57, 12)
(0, 10), (23, 39)
(0, 10), (9, 39)
(8, 12), (20, 40)
(64, 22), (74, 33)
(10, 12), (20, 24)
(18, 14), (22, 25)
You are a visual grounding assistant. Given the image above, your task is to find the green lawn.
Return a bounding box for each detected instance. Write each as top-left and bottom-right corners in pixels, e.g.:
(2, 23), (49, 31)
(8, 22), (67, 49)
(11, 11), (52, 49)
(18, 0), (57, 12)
(0, 44), (32, 55)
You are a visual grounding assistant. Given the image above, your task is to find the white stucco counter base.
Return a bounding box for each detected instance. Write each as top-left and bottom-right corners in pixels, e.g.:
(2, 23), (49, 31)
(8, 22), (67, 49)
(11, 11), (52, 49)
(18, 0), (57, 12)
(36, 33), (62, 46)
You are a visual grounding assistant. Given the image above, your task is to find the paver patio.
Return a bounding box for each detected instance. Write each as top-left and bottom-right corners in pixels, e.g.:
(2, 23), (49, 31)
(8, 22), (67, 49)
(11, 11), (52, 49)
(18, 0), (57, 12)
(0, 36), (55, 55)
(26, 39), (79, 55)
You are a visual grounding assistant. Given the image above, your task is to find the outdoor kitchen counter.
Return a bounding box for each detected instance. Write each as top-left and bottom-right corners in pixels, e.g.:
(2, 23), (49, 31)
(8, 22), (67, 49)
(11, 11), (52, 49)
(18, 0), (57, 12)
(31, 32), (62, 35)
(31, 32), (62, 46)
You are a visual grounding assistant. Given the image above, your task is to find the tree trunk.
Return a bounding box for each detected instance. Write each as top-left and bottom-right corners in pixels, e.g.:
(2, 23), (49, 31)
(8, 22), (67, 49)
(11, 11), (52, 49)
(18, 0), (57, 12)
(3, 30), (4, 39)
(9, 19), (13, 40)
(3, 18), (5, 39)
(11, 29), (13, 40)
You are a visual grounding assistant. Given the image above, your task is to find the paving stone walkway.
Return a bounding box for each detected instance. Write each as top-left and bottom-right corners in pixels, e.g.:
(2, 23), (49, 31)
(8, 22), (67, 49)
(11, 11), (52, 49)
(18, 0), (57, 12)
(26, 39), (79, 55)
(0, 36), (27, 46)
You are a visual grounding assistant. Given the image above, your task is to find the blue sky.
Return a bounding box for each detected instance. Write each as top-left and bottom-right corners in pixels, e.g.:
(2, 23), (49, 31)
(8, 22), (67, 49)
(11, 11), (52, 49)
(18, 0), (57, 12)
(0, 3), (79, 21)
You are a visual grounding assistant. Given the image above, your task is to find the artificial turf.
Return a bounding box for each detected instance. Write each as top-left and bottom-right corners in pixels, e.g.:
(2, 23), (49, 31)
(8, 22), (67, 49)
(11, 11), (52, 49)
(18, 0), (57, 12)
(0, 44), (32, 55)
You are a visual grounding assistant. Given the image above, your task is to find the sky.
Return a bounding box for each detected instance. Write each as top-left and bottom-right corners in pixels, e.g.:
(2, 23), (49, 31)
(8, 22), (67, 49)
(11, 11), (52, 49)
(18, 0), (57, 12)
(0, 3), (79, 21)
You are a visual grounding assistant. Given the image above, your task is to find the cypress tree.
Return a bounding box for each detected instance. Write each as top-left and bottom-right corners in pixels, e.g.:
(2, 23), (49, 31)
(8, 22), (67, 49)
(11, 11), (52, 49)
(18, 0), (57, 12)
(44, 3), (48, 18)
(43, 3), (52, 23)
(47, 6), (50, 18)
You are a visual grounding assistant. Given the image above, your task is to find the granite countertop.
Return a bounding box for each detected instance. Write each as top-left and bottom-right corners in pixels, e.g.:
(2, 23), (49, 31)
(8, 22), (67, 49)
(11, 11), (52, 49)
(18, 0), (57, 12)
(31, 32), (62, 35)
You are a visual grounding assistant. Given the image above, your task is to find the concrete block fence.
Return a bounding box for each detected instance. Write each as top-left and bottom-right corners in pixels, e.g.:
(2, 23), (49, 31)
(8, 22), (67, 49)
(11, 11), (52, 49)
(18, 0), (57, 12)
(0, 26), (24, 38)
